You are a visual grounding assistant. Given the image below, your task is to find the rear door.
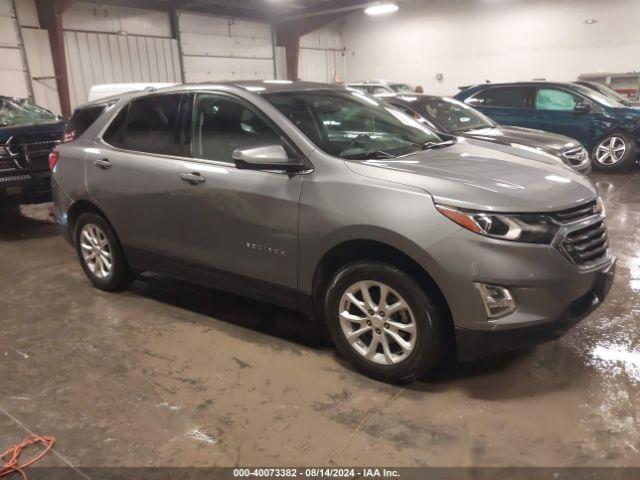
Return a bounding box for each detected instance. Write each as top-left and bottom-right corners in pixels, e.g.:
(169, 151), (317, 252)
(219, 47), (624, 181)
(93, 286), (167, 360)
(85, 92), (191, 257)
(533, 87), (595, 145)
(465, 86), (537, 128)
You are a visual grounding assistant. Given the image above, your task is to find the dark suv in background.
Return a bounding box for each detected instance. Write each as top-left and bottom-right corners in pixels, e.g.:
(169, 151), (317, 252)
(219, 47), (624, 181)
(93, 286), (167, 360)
(0, 96), (65, 204)
(455, 82), (640, 172)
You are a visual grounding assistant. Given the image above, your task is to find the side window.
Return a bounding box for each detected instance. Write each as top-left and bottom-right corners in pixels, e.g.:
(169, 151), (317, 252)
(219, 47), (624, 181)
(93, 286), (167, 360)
(192, 94), (283, 163)
(65, 102), (112, 141)
(124, 94), (186, 155)
(536, 88), (580, 111)
(102, 105), (128, 148)
(471, 87), (534, 108)
(103, 94), (187, 155)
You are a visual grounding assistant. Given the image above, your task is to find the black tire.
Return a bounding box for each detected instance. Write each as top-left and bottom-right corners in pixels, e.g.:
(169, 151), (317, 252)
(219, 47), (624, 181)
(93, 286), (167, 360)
(74, 212), (132, 291)
(324, 261), (446, 383)
(591, 133), (638, 172)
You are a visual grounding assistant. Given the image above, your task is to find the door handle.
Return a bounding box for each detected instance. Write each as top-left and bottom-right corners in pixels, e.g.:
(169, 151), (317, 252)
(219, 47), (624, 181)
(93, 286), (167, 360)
(93, 158), (112, 169)
(180, 172), (206, 185)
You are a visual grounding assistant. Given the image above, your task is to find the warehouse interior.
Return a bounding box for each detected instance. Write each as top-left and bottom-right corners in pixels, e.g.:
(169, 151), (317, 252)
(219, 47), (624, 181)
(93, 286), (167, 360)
(1, 0), (640, 476)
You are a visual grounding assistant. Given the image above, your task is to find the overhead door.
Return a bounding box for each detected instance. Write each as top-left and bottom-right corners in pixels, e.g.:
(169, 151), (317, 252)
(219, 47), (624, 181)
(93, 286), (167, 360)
(179, 12), (274, 82)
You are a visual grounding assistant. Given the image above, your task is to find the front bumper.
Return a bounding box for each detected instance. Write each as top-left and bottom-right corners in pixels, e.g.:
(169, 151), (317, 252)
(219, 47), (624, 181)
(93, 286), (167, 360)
(421, 222), (615, 360)
(0, 170), (52, 203)
(455, 259), (615, 361)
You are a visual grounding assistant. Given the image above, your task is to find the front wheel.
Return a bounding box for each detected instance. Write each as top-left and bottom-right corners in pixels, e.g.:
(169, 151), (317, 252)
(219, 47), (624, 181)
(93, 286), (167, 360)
(592, 133), (638, 172)
(324, 262), (446, 383)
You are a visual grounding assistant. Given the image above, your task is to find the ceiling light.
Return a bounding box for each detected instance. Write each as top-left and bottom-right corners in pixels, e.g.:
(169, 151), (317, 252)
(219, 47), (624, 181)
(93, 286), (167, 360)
(365, 2), (399, 15)
(584, 18), (597, 24)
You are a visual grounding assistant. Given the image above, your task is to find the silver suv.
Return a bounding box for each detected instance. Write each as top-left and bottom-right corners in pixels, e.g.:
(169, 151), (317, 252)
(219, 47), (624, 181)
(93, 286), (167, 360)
(51, 81), (615, 382)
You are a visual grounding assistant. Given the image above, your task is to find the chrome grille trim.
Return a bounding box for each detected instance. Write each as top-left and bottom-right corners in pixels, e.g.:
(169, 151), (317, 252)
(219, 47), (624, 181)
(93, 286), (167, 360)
(551, 201), (611, 268)
(550, 200), (597, 224)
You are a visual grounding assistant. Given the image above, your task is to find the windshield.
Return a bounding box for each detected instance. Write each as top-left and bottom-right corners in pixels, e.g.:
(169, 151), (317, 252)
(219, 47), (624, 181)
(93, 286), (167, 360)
(0, 97), (58, 127)
(390, 84), (413, 93)
(414, 96), (495, 132)
(263, 90), (444, 160)
(585, 82), (634, 105)
(571, 84), (626, 108)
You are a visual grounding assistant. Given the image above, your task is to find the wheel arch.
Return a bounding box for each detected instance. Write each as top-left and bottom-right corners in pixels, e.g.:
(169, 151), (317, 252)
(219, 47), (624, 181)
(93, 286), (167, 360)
(310, 239), (454, 340)
(66, 199), (114, 245)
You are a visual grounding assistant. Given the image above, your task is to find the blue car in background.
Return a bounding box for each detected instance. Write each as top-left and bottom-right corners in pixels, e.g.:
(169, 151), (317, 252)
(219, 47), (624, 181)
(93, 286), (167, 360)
(455, 82), (640, 172)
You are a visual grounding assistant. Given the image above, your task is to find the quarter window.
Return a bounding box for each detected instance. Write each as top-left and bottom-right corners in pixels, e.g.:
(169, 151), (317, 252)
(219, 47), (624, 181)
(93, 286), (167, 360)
(471, 87), (534, 109)
(192, 94), (283, 164)
(535, 88), (580, 111)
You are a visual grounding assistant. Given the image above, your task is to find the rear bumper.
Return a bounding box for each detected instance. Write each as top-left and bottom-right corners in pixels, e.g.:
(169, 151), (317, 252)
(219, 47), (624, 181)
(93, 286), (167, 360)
(455, 259), (616, 361)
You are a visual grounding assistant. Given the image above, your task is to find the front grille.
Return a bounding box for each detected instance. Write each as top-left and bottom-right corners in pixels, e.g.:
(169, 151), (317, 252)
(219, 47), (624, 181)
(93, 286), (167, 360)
(551, 200), (597, 224)
(0, 174), (31, 183)
(0, 158), (17, 172)
(562, 146), (589, 167)
(5, 133), (61, 172)
(562, 219), (609, 266)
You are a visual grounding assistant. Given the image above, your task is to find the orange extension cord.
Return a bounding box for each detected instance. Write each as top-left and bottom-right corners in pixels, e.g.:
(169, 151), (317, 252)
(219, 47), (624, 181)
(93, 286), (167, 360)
(0, 435), (56, 480)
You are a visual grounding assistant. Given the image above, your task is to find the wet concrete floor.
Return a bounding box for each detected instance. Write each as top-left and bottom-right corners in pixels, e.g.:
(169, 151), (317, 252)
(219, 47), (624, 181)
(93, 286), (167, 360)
(1, 170), (639, 469)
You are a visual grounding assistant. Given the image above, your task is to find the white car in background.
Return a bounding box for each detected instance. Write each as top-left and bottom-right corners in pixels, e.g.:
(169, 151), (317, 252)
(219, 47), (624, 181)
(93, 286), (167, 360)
(88, 83), (177, 102)
(346, 80), (414, 96)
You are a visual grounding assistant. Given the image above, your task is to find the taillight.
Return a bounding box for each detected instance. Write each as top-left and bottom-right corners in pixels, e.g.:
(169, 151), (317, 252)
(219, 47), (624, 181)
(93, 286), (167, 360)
(48, 150), (59, 170)
(62, 130), (76, 143)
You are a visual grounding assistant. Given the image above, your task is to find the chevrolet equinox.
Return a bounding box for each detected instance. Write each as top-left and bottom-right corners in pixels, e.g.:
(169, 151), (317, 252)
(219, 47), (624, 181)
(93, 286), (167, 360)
(52, 81), (616, 382)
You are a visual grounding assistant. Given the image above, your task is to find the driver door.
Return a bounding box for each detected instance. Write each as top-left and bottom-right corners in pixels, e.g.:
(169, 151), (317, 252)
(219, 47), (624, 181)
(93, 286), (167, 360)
(172, 92), (303, 295)
(533, 87), (595, 146)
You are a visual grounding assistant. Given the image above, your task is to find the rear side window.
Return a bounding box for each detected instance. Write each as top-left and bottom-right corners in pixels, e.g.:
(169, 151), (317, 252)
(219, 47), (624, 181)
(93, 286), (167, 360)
(103, 94), (189, 156)
(64, 103), (111, 142)
(535, 88), (579, 111)
(470, 87), (534, 108)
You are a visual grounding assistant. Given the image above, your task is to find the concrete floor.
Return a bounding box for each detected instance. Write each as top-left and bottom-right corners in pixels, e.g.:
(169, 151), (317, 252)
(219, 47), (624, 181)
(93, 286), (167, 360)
(1, 170), (640, 470)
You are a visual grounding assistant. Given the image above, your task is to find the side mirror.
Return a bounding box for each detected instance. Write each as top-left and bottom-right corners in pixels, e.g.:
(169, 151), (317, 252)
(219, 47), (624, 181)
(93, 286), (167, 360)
(233, 145), (306, 173)
(574, 101), (592, 114)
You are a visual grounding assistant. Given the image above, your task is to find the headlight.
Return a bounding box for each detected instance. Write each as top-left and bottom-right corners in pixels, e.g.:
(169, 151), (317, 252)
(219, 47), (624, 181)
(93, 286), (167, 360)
(436, 205), (558, 243)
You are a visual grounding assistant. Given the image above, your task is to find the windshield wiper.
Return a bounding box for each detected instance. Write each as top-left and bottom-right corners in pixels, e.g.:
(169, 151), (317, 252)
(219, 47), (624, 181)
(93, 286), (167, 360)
(342, 150), (396, 160)
(421, 140), (456, 150)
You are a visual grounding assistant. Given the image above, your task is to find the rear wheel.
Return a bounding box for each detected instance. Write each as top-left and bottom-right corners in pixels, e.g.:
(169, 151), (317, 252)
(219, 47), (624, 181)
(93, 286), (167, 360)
(324, 262), (446, 383)
(592, 133), (638, 172)
(74, 212), (132, 291)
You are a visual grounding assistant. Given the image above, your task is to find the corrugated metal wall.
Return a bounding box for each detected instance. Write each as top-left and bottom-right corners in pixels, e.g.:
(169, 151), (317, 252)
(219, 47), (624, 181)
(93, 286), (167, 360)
(64, 31), (181, 108)
(179, 12), (274, 82)
(299, 26), (345, 83)
(0, 0), (31, 99)
(61, 2), (180, 109)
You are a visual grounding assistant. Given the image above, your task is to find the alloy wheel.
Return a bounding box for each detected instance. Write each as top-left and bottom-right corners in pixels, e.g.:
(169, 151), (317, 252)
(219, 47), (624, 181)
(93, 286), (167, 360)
(338, 280), (418, 365)
(80, 223), (113, 279)
(594, 136), (627, 165)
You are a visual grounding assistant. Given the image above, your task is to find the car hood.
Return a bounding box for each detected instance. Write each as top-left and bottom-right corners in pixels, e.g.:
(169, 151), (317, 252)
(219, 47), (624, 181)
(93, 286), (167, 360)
(0, 121), (66, 142)
(461, 125), (580, 155)
(345, 139), (596, 212)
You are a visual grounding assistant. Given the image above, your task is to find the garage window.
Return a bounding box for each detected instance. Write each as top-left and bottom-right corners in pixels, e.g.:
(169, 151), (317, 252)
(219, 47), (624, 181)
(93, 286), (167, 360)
(536, 88), (579, 111)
